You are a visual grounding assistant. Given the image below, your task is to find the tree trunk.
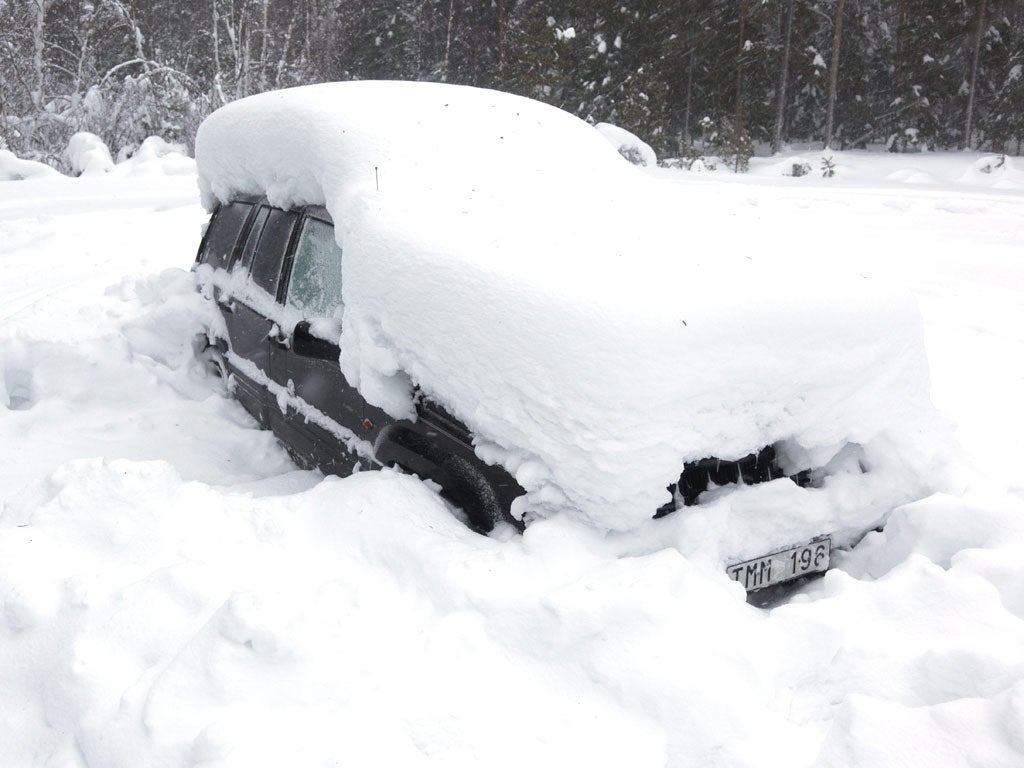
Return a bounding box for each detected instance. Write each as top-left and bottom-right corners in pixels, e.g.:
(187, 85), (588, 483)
(735, 0), (746, 124)
(683, 40), (695, 148)
(127, 0), (149, 73)
(442, 0), (455, 82)
(823, 0), (845, 149)
(0, 78), (10, 149)
(964, 0), (987, 149)
(31, 0), (46, 110)
(772, 0), (796, 154)
(497, 0), (507, 80)
(212, 2), (226, 105)
(275, 0), (303, 87)
(259, 0), (270, 91)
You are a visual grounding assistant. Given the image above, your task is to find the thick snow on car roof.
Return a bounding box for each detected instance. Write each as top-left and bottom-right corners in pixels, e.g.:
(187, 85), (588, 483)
(196, 82), (944, 542)
(196, 80), (627, 211)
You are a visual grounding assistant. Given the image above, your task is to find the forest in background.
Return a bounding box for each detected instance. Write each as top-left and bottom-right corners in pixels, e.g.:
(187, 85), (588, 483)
(2, 0), (1022, 171)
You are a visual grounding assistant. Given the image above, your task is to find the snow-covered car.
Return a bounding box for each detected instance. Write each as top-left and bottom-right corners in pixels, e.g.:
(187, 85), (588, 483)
(191, 81), (943, 593)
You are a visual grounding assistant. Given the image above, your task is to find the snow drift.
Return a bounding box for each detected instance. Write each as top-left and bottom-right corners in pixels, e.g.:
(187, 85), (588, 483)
(595, 121), (658, 166)
(3, 139), (1021, 768)
(195, 81), (945, 544)
(0, 150), (61, 181)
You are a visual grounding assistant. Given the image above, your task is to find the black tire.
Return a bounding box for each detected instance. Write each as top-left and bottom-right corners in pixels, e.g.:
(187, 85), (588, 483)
(437, 453), (511, 534)
(374, 427), (516, 534)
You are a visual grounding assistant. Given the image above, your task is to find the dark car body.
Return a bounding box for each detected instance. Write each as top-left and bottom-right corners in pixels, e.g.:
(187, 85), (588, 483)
(192, 196), (525, 531)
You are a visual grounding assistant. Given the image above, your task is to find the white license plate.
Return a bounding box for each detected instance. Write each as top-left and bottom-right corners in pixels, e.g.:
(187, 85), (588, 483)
(727, 537), (831, 591)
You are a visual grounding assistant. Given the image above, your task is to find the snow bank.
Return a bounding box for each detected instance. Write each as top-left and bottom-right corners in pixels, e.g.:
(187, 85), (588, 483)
(595, 121), (658, 166)
(195, 81), (944, 542)
(65, 132), (115, 176)
(0, 149), (61, 181)
(2, 137), (193, 184)
(724, 148), (1024, 192)
(960, 153), (1023, 189)
(2, 460), (1022, 768)
(122, 136), (195, 177)
(1, 145), (1022, 768)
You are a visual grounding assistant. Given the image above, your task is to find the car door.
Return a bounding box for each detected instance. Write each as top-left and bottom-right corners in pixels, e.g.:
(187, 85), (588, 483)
(221, 204), (298, 428)
(269, 209), (366, 474)
(195, 199), (255, 271)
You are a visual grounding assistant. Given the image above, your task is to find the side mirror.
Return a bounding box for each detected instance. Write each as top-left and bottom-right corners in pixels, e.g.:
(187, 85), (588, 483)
(292, 320), (341, 361)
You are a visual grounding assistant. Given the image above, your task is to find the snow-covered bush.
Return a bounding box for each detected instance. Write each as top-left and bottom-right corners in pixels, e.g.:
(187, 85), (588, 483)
(791, 160), (812, 177)
(594, 122), (657, 166)
(82, 75), (208, 159)
(65, 132), (115, 176)
(887, 127), (927, 153)
(122, 136), (195, 176)
(0, 150), (61, 181)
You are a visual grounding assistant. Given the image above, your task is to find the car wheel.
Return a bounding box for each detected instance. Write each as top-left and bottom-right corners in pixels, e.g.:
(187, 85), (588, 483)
(436, 453), (515, 534)
(373, 426), (515, 534)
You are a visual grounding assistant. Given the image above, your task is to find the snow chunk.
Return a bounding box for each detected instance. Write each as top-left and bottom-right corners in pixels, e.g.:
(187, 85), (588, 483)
(594, 121), (658, 167)
(65, 132), (114, 176)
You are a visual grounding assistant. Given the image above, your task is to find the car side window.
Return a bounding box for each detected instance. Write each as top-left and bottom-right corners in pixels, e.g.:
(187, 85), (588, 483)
(202, 201), (253, 269)
(235, 206), (271, 272)
(250, 209), (299, 298)
(286, 217), (343, 318)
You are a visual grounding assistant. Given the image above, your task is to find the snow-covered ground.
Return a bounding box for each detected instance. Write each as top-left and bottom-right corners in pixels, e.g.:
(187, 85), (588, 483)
(1, 148), (1023, 767)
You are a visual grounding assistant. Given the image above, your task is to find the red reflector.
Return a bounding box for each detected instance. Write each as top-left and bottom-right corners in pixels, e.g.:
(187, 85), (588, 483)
(362, 419), (373, 430)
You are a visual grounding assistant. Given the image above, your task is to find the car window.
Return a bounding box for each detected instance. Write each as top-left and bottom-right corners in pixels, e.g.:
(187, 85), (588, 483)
(236, 206), (271, 272)
(202, 201), (253, 269)
(286, 217), (343, 318)
(251, 208), (298, 298)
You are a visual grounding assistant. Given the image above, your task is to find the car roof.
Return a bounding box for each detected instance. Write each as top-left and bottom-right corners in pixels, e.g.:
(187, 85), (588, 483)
(196, 80), (627, 214)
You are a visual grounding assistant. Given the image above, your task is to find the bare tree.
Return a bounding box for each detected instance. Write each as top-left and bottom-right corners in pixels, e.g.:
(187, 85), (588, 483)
(682, 37), (695, 145)
(772, 0), (796, 154)
(30, 0), (49, 110)
(963, 0), (987, 149)
(823, 0), (845, 149)
(497, 0), (506, 78)
(442, 0), (455, 81)
(735, 0), (746, 123)
(274, 0), (303, 88)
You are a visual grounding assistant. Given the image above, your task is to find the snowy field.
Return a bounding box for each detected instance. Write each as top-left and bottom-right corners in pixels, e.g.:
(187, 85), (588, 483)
(1, 148), (1023, 766)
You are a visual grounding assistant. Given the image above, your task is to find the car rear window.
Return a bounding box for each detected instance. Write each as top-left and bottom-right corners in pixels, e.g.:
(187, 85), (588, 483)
(201, 201), (253, 269)
(286, 217), (343, 318)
